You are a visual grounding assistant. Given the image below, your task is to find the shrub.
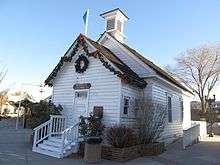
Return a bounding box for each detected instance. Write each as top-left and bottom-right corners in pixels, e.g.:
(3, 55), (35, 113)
(26, 101), (63, 129)
(79, 113), (104, 143)
(135, 101), (166, 144)
(106, 125), (137, 148)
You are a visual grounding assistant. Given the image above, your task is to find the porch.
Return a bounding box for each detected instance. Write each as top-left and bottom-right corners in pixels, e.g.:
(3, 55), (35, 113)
(32, 115), (79, 158)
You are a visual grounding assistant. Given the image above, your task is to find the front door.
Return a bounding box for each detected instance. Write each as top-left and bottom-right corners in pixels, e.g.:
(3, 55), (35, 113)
(74, 90), (89, 119)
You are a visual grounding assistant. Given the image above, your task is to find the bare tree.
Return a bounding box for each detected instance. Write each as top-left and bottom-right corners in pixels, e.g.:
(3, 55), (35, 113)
(135, 100), (166, 144)
(167, 44), (220, 113)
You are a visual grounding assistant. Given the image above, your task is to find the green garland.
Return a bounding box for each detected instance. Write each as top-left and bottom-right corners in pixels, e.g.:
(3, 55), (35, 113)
(75, 55), (89, 73)
(45, 34), (146, 88)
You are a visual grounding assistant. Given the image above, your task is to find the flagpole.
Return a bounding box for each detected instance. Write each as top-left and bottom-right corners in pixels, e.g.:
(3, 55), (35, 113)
(84, 9), (89, 36)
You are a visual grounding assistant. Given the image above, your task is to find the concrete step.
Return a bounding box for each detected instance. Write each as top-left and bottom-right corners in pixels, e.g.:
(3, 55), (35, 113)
(48, 137), (63, 144)
(43, 140), (63, 147)
(33, 147), (62, 158)
(38, 143), (64, 153)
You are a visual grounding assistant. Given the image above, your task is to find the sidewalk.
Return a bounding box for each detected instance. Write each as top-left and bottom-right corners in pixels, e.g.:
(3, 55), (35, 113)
(2, 118), (220, 165)
(0, 118), (162, 165)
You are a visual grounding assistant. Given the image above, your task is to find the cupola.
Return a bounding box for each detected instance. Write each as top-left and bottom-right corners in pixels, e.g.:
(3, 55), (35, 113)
(100, 8), (128, 43)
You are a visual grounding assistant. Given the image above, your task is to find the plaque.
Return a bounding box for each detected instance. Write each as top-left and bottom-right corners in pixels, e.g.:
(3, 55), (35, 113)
(73, 83), (91, 90)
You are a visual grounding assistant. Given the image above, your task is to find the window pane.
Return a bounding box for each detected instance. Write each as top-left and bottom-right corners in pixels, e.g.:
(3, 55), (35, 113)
(168, 96), (172, 122)
(181, 100), (184, 122)
(123, 97), (129, 115)
(107, 19), (115, 30)
(124, 107), (128, 115)
(117, 20), (122, 32)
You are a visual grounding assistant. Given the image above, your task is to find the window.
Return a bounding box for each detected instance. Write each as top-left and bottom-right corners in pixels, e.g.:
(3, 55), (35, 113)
(123, 97), (130, 115)
(117, 20), (122, 32)
(75, 91), (87, 98)
(167, 96), (172, 122)
(180, 100), (184, 122)
(107, 19), (115, 31)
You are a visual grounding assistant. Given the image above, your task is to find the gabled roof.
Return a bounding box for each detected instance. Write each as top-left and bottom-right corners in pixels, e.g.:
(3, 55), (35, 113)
(85, 37), (146, 87)
(45, 34), (146, 88)
(100, 32), (192, 93)
(100, 8), (129, 19)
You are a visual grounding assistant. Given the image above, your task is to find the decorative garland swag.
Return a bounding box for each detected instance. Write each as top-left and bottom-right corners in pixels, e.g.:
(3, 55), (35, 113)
(45, 35), (146, 88)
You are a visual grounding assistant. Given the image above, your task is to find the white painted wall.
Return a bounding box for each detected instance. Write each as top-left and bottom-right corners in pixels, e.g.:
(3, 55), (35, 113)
(52, 50), (121, 127)
(150, 79), (183, 144)
(120, 83), (141, 128)
(100, 36), (156, 77)
(182, 91), (194, 130)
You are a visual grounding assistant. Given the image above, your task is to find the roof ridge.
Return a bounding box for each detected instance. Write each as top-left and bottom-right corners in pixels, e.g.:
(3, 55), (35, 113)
(102, 32), (192, 93)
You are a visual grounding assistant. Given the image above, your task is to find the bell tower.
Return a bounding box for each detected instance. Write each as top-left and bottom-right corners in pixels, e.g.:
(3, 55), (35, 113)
(100, 8), (128, 43)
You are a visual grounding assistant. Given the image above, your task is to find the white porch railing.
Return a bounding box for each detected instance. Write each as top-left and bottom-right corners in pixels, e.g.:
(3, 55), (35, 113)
(33, 115), (66, 150)
(183, 123), (200, 149)
(50, 115), (67, 136)
(61, 123), (79, 154)
(32, 115), (79, 157)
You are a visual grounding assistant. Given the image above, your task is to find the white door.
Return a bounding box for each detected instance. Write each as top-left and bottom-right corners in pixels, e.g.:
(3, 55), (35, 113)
(74, 90), (89, 119)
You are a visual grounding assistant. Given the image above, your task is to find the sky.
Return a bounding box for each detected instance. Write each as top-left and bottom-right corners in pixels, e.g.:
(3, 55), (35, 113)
(0, 0), (220, 100)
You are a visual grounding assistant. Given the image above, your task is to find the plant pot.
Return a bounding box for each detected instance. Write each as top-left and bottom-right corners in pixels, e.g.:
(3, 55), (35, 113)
(139, 142), (165, 156)
(102, 145), (140, 162)
(84, 142), (101, 163)
(86, 136), (102, 144)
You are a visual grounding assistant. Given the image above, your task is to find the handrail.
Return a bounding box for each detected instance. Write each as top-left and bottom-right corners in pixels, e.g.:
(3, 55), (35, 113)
(61, 122), (79, 155)
(33, 120), (51, 131)
(32, 115), (67, 151)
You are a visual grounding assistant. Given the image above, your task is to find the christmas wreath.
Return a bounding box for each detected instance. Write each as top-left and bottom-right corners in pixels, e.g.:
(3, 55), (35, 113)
(75, 55), (89, 73)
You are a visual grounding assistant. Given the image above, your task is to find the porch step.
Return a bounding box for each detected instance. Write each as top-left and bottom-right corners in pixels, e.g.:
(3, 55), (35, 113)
(48, 137), (63, 144)
(33, 137), (78, 158)
(33, 147), (62, 158)
(38, 143), (64, 153)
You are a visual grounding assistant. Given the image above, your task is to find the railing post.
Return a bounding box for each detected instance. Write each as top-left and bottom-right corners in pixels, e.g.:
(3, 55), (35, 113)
(61, 132), (66, 157)
(32, 130), (37, 151)
(49, 116), (53, 137)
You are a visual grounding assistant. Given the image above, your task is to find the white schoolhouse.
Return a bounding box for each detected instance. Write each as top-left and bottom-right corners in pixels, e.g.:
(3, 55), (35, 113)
(32, 8), (193, 158)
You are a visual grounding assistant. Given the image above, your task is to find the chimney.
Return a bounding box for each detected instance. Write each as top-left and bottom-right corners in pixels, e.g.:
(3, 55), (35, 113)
(100, 8), (128, 43)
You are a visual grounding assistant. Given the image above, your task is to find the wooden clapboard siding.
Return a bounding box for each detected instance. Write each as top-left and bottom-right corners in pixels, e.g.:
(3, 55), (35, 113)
(101, 38), (156, 77)
(52, 51), (121, 127)
(151, 80), (183, 144)
(119, 83), (141, 128)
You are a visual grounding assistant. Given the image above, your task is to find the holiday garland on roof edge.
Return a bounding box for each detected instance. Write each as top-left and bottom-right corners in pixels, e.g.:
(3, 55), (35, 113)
(45, 34), (146, 88)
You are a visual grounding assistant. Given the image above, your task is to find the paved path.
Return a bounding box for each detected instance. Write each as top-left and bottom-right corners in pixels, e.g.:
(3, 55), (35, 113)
(1, 118), (220, 165)
(156, 137), (220, 165)
(0, 118), (161, 165)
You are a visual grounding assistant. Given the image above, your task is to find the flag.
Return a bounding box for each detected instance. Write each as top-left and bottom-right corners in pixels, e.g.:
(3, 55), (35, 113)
(83, 9), (89, 25)
(83, 9), (89, 36)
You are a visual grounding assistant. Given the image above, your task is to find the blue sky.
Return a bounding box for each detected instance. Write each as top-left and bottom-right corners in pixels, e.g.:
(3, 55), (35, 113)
(0, 0), (220, 98)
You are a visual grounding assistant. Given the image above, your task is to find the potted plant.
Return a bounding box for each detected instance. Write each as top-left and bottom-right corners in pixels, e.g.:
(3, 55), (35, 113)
(79, 113), (104, 163)
(102, 125), (139, 162)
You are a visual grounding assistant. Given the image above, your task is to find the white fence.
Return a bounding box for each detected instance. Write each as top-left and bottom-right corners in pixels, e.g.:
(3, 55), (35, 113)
(192, 121), (207, 140)
(183, 123), (200, 149)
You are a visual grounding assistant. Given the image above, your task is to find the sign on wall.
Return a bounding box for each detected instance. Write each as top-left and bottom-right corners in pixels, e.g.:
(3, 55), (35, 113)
(73, 83), (91, 90)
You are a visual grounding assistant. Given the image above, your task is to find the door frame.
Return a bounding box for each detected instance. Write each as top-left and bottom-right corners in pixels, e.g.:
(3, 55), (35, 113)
(73, 89), (90, 118)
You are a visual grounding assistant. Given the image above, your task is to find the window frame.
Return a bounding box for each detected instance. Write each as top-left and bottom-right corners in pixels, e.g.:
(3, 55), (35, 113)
(106, 18), (116, 31)
(123, 96), (130, 115)
(117, 20), (122, 32)
(167, 95), (172, 123)
(180, 98), (184, 122)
